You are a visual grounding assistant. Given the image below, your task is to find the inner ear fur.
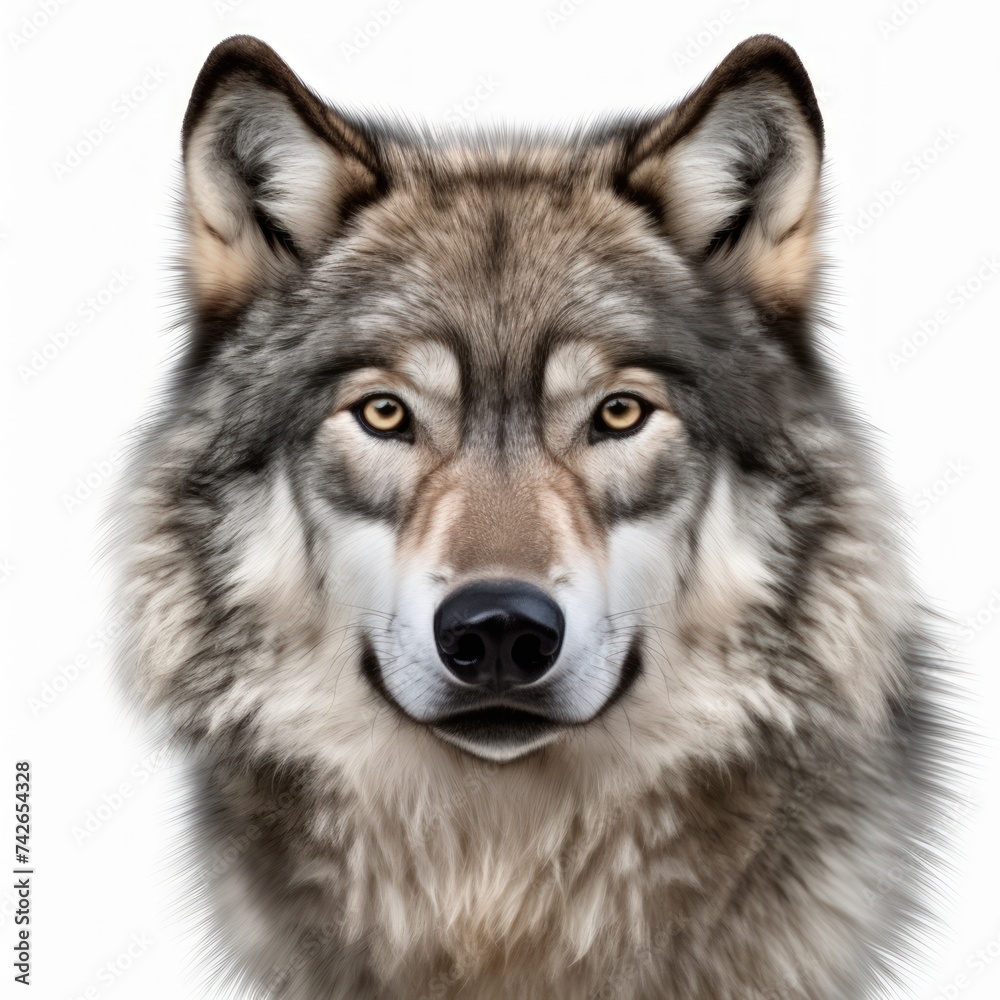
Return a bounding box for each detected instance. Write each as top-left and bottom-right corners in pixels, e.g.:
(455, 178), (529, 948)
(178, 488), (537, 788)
(181, 35), (384, 320)
(617, 35), (825, 316)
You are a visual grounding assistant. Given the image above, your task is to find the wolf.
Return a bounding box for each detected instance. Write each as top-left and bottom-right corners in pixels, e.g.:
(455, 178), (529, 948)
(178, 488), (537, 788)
(114, 32), (952, 999)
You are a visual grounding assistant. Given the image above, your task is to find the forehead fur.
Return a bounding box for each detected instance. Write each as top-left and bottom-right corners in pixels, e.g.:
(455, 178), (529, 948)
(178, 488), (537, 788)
(319, 137), (694, 371)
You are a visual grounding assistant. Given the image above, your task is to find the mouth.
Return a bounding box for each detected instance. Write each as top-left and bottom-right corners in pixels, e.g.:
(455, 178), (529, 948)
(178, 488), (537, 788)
(360, 633), (643, 763)
(430, 706), (561, 762)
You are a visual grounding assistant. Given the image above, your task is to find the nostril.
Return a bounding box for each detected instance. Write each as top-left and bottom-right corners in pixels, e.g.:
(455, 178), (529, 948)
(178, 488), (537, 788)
(510, 633), (548, 673)
(453, 632), (485, 667)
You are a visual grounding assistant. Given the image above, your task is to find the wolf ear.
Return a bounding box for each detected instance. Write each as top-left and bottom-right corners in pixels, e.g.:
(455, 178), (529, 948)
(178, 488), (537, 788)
(181, 35), (383, 319)
(617, 35), (823, 317)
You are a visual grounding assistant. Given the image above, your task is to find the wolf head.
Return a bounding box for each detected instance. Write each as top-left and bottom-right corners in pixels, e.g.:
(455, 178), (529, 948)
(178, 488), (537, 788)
(119, 35), (909, 777)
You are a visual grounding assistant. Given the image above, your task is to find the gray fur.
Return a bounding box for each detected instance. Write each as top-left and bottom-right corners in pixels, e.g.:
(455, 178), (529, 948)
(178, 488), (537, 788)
(113, 33), (954, 999)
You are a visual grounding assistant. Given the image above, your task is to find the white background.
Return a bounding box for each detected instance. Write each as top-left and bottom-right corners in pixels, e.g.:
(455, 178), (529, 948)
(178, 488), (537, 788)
(2, 0), (998, 997)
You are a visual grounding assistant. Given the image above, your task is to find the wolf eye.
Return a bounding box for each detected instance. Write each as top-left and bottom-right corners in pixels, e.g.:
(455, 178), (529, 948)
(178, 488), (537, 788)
(357, 395), (410, 435)
(593, 395), (649, 435)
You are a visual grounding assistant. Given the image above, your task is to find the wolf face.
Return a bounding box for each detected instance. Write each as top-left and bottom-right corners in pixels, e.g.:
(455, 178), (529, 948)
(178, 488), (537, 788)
(117, 33), (947, 1000)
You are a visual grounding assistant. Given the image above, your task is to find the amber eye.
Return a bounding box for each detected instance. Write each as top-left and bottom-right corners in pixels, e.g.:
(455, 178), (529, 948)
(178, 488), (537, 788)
(357, 395), (410, 435)
(593, 395), (649, 435)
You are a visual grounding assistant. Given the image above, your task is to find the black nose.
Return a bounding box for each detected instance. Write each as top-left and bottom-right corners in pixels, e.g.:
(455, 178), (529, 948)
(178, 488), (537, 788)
(434, 581), (564, 687)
